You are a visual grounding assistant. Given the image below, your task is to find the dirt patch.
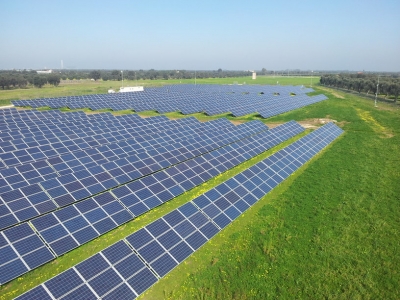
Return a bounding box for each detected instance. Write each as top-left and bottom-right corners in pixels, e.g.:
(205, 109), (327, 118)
(336, 120), (350, 128)
(266, 118), (338, 129)
(229, 120), (244, 125)
(85, 110), (106, 114)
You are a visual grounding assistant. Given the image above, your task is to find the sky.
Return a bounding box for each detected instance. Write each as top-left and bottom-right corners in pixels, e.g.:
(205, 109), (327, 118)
(0, 0), (399, 72)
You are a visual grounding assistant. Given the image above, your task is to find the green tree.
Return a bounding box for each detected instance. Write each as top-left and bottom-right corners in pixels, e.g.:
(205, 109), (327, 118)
(89, 70), (101, 81)
(48, 74), (61, 86)
(33, 76), (47, 88)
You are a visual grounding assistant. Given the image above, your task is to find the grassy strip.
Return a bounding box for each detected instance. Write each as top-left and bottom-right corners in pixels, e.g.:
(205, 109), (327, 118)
(0, 127), (309, 300)
(141, 86), (400, 299)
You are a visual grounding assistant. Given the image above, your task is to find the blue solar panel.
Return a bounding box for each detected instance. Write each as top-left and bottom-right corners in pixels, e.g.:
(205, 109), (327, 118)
(88, 268), (123, 297)
(102, 283), (137, 300)
(44, 268), (83, 299)
(14, 122), (343, 295)
(127, 268), (158, 295)
(150, 253), (177, 277)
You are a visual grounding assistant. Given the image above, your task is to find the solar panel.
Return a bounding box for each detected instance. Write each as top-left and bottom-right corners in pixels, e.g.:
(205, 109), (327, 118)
(0, 223), (54, 284)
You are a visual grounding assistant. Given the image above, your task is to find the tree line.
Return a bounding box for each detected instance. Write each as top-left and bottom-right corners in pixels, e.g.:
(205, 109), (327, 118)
(0, 70), (60, 89)
(90, 69), (252, 81)
(320, 74), (400, 103)
(0, 69), (253, 89)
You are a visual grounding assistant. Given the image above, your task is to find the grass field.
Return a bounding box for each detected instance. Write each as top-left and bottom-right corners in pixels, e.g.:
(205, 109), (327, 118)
(0, 79), (399, 299)
(0, 75), (317, 106)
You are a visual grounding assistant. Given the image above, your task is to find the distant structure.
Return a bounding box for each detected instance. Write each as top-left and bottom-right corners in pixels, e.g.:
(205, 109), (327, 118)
(252, 72), (256, 80)
(119, 86), (144, 93)
(37, 70), (52, 74)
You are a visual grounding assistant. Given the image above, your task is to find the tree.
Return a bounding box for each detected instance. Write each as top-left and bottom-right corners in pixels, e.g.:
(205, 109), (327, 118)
(0, 75), (10, 89)
(48, 74), (61, 86)
(389, 82), (399, 103)
(89, 70), (101, 81)
(33, 76), (47, 88)
(261, 68), (267, 75)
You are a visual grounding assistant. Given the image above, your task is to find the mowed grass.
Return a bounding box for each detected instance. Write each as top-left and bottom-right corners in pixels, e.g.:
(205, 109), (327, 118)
(0, 75), (317, 106)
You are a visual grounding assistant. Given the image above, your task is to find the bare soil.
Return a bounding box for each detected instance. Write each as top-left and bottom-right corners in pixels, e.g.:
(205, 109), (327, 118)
(266, 117), (338, 129)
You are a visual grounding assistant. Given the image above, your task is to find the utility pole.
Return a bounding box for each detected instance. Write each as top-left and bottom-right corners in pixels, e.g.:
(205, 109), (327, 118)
(311, 70), (313, 87)
(121, 70), (124, 88)
(374, 75), (379, 107)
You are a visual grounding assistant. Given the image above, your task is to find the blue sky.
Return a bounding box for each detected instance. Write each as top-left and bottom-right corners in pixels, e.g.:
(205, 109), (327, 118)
(1, 0), (399, 71)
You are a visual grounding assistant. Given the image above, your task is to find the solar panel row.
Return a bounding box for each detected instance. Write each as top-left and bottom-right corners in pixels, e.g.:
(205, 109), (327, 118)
(15, 122), (343, 299)
(0, 118), (235, 191)
(11, 85), (327, 119)
(0, 121), (302, 284)
(0, 120), (268, 230)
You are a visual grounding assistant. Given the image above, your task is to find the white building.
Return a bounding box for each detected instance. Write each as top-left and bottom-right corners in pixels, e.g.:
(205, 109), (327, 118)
(37, 70), (52, 74)
(119, 86), (144, 93)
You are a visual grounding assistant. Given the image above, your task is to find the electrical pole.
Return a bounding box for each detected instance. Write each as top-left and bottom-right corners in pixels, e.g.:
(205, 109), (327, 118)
(311, 70), (313, 87)
(374, 75), (379, 107)
(121, 70), (124, 88)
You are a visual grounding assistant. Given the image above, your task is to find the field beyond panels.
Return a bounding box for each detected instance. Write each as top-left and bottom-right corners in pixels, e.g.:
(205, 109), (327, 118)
(0, 80), (399, 299)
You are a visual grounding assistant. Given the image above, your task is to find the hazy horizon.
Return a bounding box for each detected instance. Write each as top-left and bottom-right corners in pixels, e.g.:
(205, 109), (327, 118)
(1, 0), (399, 72)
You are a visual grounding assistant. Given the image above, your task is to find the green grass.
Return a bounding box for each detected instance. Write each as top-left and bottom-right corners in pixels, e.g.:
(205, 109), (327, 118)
(0, 76), (317, 106)
(1, 82), (399, 299)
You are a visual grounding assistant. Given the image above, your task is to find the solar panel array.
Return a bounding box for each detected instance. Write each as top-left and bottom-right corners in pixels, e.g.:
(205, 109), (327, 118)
(0, 113), (268, 231)
(16, 122), (343, 300)
(0, 118), (305, 284)
(12, 84), (327, 118)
